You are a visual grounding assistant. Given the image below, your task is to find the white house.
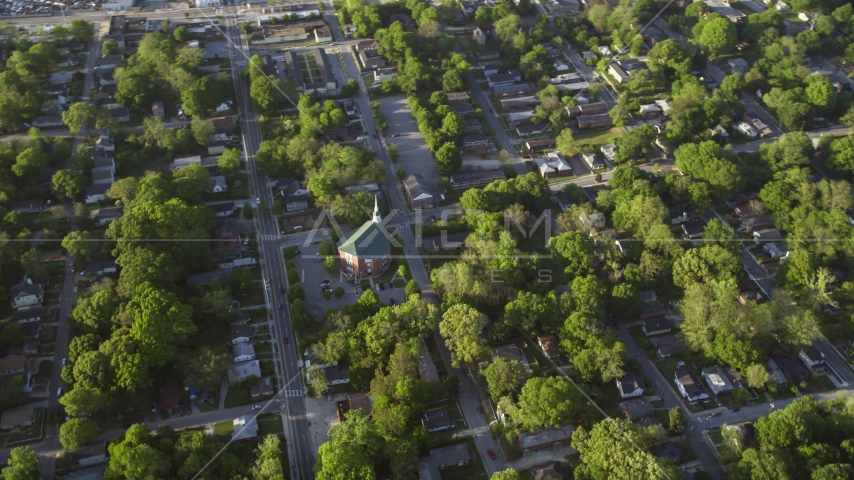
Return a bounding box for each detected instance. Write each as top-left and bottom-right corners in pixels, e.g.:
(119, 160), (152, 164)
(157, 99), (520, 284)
(210, 176), (228, 193)
(228, 360), (261, 383)
(701, 365), (734, 395)
(555, 59), (570, 72)
(775, 1), (790, 10)
(675, 365), (710, 404)
(232, 415), (259, 440)
(233, 343), (256, 362)
(215, 99), (233, 113)
(615, 373), (646, 399)
(733, 121), (757, 138)
(10, 280), (43, 310)
(374, 68), (396, 83)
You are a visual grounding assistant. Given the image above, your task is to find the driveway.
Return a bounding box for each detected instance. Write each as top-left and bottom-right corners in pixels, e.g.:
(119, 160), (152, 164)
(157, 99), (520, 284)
(378, 95), (442, 199)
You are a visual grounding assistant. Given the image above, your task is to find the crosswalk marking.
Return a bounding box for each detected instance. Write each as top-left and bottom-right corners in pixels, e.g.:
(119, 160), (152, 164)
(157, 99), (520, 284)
(282, 390), (303, 397)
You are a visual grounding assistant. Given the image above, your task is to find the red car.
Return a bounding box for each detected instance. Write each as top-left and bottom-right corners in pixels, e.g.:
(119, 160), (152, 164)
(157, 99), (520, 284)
(487, 449), (497, 460)
(476, 406), (483, 414)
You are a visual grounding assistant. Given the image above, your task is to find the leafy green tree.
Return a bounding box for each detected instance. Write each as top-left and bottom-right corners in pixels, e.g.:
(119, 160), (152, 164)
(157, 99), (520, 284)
(699, 17), (736, 56)
(610, 283), (641, 320)
(173, 25), (191, 42)
(511, 376), (582, 430)
(482, 359), (527, 402)
(105, 424), (172, 480)
(442, 69), (464, 92)
(181, 347), (231, 389)
(474, 6), (493, 28)
(491, 469), (522, 480)
(59, 417), (100, 450)
(548, 231), (594, 280)
(805, 75), (837, 112)
(62, 231), (96, 265)
(745, 363), (770, 389)
(216, 148), (241, 183)
(52, 169), (88, 201)
(191, 117), (215, 145)
(59, 386), (105, 417)
(503, 291), (558, 332)
(69, 19), (94, 43)
(0, 446), (39, 480)
(12, 147), (48, 181)
(182, 76), (226, 117)
(252, 434), (286, 480)
(62, 102), (111, 135)
(308, 176), (337, 205)
(672, 245), (741, 290)
(439, 304), (489, 367)
(315, 441), (375, 480)
(72, 289), (118, 334)
(405, 279), (421, 297)
(102, 38), (119, 56)
(124, 282), (196, 367)
(435, 143), (462, 176)
(556, 128), (575, 154)
(572, 419), (681, 480)
(674, 141), (743, 202)
(668, 407), (686, 434)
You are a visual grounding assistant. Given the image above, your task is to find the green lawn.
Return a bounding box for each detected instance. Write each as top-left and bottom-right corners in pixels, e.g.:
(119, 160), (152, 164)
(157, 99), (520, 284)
(255, 343), (273, 355)
(628, 325), (655, 351)
(212, 420), (234, 438)
(257, 413), (284, 436)
(224, 383), (252, 408)
(803, 375), (836, 394)
(6, 408), (44, 445)
(40, 325), (56, 342)
(654, 409), (671, 429)
(574, 127), (624, 148)
(260, 361), (276, 377)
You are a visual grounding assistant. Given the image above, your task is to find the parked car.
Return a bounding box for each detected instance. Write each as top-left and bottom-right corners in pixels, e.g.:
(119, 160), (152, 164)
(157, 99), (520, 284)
(476, 405), (483, 413)
(150, 402), (157, 412)
(256, 197), (260, 204)
(730, 407), (740, 412)
(57, 387), (63, 397)
(252, 405), (262, 411)
(487, 449), (497, 460)
(278, 303), (282, 310)
(61, 358), (66, 366)
(283, 337), (288, 344)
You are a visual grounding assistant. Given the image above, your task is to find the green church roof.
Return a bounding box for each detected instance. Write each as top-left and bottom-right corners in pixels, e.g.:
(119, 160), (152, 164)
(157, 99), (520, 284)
(337, 221), (391, 257)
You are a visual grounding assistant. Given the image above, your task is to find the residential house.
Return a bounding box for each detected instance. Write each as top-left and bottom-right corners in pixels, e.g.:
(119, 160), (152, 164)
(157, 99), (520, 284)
(738, 291), (765, 305)
(85, 183), (112, 204)
(91, 170), (114, 186)
(753, 228), (783, 244)
(159, 385), (182, 410)
(544, 0), (579, 14)
(616, 373), (647, 399)
(798, 346), (826, 373)
(173, 155), (202, 170)
(517, 426), (574, 453)
(766, 358), (788, 386)
(449, 169), (506, 189)
(10, 280), (44, 310)
(535, 152), (573, 178)
(642, 317), (672, 336)
(552, 192), (576, 210)
(579, 212), (606, 230)
(465, 118), (482, 133)
(491, 344), (533, 375)
(72, 441), (109, 467)
(403, 175), (434, 210)
(702, 365), (735, 395)
(462, 133), (490, 150)
(86, 261), (117, 275)
(741, 214), (774, 232)
(209, 202), (236, 218)
(284, 195), (309, 212)
(232, 415), (259, 440)
(653, 443), (683, 465)
(11, 199), (43, 214)
(486, 70), (522, 88)
(231, 326), (252, 345)
(516, 123), (551, 136)
(32, 116), (64, 128)
(639, 103), (663, 119)
(493, 83), (535, 98)
(374, 68), (395, 83)
(215, 99), (234, 112)
(228, 360), (261, 383)
(451, 103), (475, 118)
(0, 355), (27, 376)
(348, 392), (372, 417)
(651, 335), (682, 348)
(233, 343), (256, 362)
(354, 40), (386, 70)
(92, 156), (116, 175)
(422, 409), (454, 433)
(728, 57), (749, 74)
(476, 50), (501, 61)
(446, 92), (470, 105)
(681, 218), (708, 239)
(251, 377), (275, 398)
(658, 344), (686, 358)
(566, 102), (607, 118)
(538, 334), (560, 358)
(608, 62), (631, 83)
(110, 108), (130, 122)
(555, 59), (571, 71)
(151, 101), (165, 119)
(763, 242), (789, 259)
(667, 206), (689, 224)
(581, 153), (604, 171)
(0, 405), (35, 430)
(675, 365), (710, 403)
(620, 398), (654, 420)
(45, 84), (70, 105)
(210, 176), (228, 193)
(526, 138), (557, 152)
(710, 124), (730, 143)
(324, 363), (350, 385)
(97, 54), (124, 71)
(473, 26), (486, 45)
(576, 114), (612, 130)
(417, 339), (440, 383)
(532, 462), (566, 480)
(416, 444), (470, 479)
(13, 306), (43, 324)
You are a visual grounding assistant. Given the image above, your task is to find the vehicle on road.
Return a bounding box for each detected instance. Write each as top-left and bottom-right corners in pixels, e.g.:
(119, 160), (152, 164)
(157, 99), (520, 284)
(283, 337), (288, 344)
(57, 387), (63, 397)
(487, 449), (497, 460)
(281, 286), (285, 294)
(256, 197), (261, 204)
(730, 407), (740, 412)
(252, 405), (262, 410)
(476, 405), (483, 413)
(389, 298), (396, 306)
(70, 261), (76, 274)
(62, 358), (66, 366)
(185, 405), (192, 414)
(278, 302), (282, 310)
(392, 133), (400, 137)
(151, 402), (157, 412)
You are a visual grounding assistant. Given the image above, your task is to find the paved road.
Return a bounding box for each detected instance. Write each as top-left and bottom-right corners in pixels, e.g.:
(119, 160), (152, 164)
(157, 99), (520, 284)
(615, 329), (725, 480)
(225, 10), (314, 479)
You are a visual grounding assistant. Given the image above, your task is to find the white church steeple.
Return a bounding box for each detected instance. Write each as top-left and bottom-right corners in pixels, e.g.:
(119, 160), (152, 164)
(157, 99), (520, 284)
(372, 195), (381, 224)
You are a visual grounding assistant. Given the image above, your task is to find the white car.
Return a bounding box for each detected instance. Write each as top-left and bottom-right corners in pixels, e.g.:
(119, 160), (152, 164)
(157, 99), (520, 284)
(356, 136), (365, 140)
(256, 197), (261, 204)
(61, 358), (66, 366)
(252, 404), (262, 410)
(57, 387), (63, 397)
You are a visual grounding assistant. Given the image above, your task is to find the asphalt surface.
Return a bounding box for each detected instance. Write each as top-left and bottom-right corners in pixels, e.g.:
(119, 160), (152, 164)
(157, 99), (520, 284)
(225, 9), (314, 479)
